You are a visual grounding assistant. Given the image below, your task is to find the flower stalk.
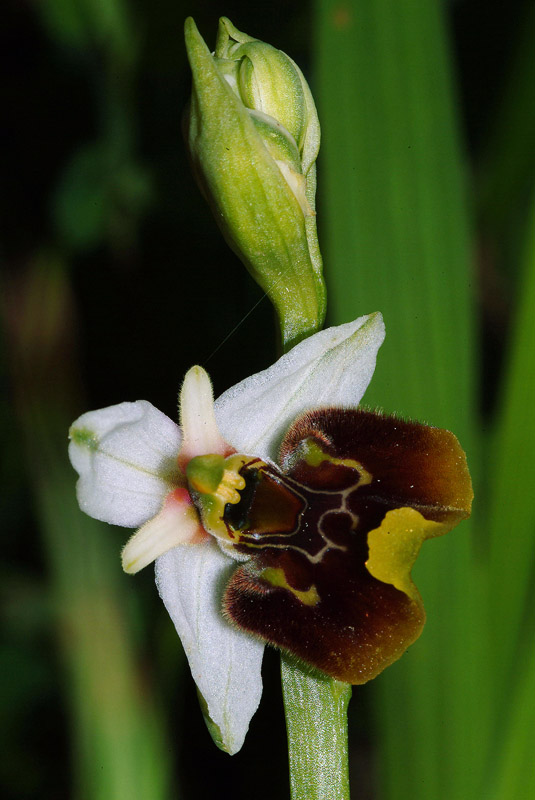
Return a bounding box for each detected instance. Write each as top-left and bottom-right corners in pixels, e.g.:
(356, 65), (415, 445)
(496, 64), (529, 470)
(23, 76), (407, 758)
(282, 655), (352, 800)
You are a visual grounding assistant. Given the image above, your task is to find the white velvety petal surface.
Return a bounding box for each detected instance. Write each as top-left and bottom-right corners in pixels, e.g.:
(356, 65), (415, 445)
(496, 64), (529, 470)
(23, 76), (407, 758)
(155, 542), (264, 755)
(215, 313), (385, 460)
(69, 400), (182, 528)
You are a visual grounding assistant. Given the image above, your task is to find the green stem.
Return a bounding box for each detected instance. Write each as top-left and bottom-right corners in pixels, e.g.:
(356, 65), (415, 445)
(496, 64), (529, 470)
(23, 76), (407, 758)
(281, 654), (352, 800)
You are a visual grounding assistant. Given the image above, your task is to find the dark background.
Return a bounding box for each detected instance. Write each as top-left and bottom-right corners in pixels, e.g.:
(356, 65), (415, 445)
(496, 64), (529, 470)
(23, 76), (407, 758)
(1, 1), (530, 798)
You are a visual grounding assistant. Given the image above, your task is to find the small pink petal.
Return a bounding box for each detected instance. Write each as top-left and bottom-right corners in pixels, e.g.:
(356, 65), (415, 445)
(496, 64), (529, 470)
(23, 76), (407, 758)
(178, 366), (234, 470)
(122, 488), (208, 574)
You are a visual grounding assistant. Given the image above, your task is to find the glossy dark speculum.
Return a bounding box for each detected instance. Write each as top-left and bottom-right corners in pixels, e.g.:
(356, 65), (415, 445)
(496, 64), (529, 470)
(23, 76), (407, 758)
(223, 408), (472, 684)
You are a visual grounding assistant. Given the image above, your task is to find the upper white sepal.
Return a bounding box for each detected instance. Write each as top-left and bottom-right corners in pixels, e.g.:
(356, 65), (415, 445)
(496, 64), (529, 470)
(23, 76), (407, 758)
(215, 312), (385, 461)
(69, 400), (182, 528)
(155, 542), (264, 755)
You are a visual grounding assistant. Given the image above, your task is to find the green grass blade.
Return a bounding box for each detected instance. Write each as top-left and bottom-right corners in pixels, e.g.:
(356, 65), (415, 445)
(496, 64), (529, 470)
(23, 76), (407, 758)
(488, 637), (535, 800)
(473, 10), (535, 794)
(477, 4), (535, 250)
(314, 1), (482, 797)
(485, 193), (535, 746)
(3, 259), (174, 800)
(37, 455), (174, 800)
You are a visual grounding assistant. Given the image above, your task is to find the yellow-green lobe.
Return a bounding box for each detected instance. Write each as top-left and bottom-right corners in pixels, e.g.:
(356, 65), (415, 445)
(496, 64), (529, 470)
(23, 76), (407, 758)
(186, 454), (225, 495)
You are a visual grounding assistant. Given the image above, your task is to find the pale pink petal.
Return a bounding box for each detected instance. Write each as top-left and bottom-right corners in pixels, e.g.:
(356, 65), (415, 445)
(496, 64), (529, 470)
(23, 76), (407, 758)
(122, 489), (208, 574)
(178, 367), (231, 469)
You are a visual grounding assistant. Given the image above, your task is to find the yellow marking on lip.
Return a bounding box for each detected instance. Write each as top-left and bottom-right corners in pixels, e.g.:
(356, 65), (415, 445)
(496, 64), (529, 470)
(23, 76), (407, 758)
(301, 439), (372, 487)
(366, 507), (443, 602)
(261, 567), (320, 607)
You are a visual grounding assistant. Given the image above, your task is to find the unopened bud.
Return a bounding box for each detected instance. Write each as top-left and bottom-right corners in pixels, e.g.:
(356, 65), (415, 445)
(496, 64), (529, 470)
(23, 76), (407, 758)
(184, 17), (326, 349)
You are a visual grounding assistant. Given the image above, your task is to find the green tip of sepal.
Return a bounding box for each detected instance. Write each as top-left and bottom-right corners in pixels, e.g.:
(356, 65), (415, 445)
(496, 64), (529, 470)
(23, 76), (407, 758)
(69, 425), (98, 451)
(216, 17), (256, 53)
(184, 17), (326, 351)
(196, 688), (232, 754)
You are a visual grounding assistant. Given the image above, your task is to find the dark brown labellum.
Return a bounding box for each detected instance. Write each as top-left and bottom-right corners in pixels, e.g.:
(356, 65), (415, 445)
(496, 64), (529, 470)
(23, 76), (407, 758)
(223, 408), (472, 684)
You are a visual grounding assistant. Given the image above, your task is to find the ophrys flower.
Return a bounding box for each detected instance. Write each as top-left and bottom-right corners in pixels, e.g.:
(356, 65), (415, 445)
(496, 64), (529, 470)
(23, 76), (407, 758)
(68, 313), (472, 753)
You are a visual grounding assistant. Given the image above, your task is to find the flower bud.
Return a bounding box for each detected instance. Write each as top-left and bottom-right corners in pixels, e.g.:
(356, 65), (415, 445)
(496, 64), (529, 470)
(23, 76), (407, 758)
(214, 17), (320, 176)
(184, 17), (326, 349)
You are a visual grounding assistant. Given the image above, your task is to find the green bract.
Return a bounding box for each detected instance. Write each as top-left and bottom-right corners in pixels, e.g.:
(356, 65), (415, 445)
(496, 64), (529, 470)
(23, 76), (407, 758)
(184, 17), (326, 349)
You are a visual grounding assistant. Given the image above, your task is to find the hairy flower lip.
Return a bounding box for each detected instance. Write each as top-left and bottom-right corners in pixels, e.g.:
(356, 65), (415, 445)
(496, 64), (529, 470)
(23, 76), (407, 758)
(223, 406), (472, 684)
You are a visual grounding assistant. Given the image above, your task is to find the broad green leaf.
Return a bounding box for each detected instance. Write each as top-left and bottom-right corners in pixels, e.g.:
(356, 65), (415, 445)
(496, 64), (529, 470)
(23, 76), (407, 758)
(315, 1), (482, 797)
(488, 638), (535, 800)
(485, 193), (535, 752)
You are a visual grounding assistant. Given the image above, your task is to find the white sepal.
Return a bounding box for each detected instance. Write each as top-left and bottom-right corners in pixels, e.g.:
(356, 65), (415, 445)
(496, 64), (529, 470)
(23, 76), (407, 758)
(155, 541), (264, 755)
(69, 400), (182, 528)
(215, 313), (385, 460)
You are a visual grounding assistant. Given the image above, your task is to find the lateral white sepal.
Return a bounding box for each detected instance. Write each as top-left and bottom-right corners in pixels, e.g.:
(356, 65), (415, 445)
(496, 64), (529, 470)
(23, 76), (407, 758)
(156, 542), (264, 755)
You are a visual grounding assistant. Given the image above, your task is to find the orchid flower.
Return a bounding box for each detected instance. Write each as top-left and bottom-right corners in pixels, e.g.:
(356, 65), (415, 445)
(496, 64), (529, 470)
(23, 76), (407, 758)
(68, 313), (472, 754)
